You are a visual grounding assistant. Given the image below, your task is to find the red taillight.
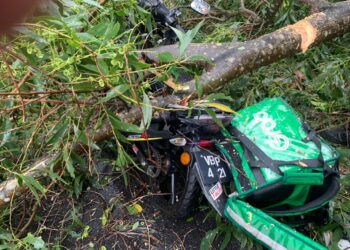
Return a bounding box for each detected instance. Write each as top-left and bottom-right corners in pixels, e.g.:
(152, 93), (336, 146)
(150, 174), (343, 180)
(198, 140), (214, 147)
(141, 132), (148, 139)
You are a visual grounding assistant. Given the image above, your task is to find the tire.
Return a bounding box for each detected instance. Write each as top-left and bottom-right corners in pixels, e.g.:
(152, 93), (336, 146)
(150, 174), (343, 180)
(159, 162), (201, 219)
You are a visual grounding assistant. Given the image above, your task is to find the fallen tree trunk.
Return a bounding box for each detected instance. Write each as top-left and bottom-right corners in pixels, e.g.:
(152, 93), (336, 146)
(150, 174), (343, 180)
(2, 0), (350, 207)
(144, 0), (350, 94)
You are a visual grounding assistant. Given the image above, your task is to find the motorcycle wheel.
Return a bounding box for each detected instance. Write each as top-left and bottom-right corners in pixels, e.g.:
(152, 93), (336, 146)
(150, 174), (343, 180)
(159, 162), (201, 219)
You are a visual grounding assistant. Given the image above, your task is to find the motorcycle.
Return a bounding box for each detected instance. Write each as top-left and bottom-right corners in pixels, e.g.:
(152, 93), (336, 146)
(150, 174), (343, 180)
(126, 1), (341, 249)
(126, 102), (234, 218)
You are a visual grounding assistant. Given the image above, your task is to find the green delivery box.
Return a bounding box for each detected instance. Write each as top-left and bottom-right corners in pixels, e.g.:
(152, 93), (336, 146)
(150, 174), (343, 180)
(218, 98), (340, 249)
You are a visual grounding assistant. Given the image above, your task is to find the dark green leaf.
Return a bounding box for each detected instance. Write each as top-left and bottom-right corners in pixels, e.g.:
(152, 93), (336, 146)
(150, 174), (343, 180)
(200, 228), (219, 250)
(46, 121), (69, 145)
(205, 108), (224, 128)
(103, 22), (121, 42)
(63, 148), (75, 178)
(18, 175), (46, 203)
(23, 233), (46, 250)
(98, 84), (130, 104)
(141, 93), (152, 129)
(171, 20), (204, 56)
(157, 52), (175, 63)
(108, 113), (143, 133)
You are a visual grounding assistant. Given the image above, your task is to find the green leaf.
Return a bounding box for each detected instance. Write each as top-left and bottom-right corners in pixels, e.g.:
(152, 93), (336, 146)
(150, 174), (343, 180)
(97, 59), (109, 75)
(80, 226), (90, 240)
(116, 146), (128, 168)
(0, 119), (12, 146)
(200, 228), (219, 250)
(63, 148), (75, 179)
(171, 20), (204, 56)
(219, 231), (231, 250)
(98, 84), (130, 104)
(141, 93), (152, 130)
(23, 233), (46, 250)
(103, 22), (121, 42)
(338, 148), (350, 158)
(116, 146), (130, 185)
(206, 93), (233, 102)
(157, 52), (175, 63)
(76, 32), (99, 43)
(204, 108), (224, 128)
(15, 27), (48, 44)
(82, 0), (103, 9)
(46, 121), (69, 146)
(195, 76), (203, 98)
(108, 113), (143, 133)
(132, 221), (140, 231)
(73, 125), (100, 150)
(101, 208), (110, 226)
(17, 175), (46, 203)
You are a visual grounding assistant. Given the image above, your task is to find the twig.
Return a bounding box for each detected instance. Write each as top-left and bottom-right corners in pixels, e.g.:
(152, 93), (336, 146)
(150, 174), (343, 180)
(0, 98), (94, 105)
(171, 229), (185, 250)
(0, 89), (104, 96)
(3, 60), (26, 121)
(16, 201), (39, 238)
(239, 0), (261, 21)
(14, 196), (28, 234)
(141, 213), (151, 250)
(0, 94), (49, 113)
(17, 71), (32, 89)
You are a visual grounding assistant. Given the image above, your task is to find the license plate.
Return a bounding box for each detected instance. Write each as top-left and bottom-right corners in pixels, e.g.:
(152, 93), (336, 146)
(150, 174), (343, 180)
(193, 148), (232, 185)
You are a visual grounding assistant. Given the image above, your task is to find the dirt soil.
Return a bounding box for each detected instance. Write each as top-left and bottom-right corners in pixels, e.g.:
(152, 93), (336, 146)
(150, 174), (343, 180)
(16, 159), (243, 250)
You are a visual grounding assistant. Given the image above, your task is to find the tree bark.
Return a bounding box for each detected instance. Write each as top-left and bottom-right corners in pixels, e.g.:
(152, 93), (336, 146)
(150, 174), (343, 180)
(301, 0), (331, 13)
(143, 1), (350, 95)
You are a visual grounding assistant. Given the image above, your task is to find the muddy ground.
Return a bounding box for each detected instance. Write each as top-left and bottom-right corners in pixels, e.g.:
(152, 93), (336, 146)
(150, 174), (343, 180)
(15, 158), (244, 250)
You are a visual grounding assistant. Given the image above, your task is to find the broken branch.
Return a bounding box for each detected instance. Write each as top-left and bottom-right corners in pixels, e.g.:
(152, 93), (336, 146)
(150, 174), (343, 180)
(0, 95), (178, 207)
(144, 1), (350, 94)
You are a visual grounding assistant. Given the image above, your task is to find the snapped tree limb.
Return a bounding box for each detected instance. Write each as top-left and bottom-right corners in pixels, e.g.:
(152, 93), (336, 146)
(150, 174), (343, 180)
(143, 1), (350, 94)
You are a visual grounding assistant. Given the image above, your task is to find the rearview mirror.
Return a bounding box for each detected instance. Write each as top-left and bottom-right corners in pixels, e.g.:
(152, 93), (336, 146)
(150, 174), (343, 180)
(190, 0), (210, 15)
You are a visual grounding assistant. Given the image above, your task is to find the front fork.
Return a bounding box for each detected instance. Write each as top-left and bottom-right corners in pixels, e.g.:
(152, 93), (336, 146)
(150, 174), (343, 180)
(171, 173), (176, 205)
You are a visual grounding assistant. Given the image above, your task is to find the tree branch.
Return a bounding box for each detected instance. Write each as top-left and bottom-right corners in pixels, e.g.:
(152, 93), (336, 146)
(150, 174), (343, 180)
(0, 95), (179, 207)
(144, 1), (350, 95)
(301, 0), (331, 13)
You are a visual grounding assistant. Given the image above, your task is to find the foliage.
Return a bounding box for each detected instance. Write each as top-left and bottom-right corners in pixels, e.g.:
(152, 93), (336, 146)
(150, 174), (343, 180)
(0, 0), (349, 249)
(200, 211), (257, 250)
(0, 0), (169, 188)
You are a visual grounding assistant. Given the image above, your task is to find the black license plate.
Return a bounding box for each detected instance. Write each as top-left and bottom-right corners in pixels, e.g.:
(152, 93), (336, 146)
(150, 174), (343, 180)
(193, 148), (232, 185)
